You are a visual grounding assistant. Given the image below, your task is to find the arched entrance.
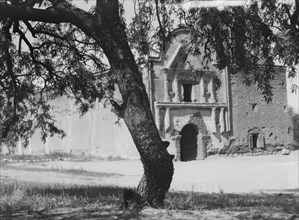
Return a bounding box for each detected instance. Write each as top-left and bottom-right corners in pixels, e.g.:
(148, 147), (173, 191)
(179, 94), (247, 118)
(180, 124), (198, 161)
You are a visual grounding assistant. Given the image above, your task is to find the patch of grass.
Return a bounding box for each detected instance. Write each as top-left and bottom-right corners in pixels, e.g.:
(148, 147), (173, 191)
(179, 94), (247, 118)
(165, 190), (299, 213)
(55, 167), (119, 177)
(2, 164), (121, 177)
(0, 182), (124, 214)
(0, 152), (77, 162)
(0, 182), (298, 216)
(0, 182), (57, 213)
(0, 152), (125, 162)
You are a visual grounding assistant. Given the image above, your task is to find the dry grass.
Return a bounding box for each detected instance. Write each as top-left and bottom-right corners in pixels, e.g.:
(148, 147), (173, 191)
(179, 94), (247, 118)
(0, 182), (123, 214)
(165, 189), (299, 213)
(1, 182), (298, 216)
(0, 152), (125, 162)
(2, 163), (121, 177)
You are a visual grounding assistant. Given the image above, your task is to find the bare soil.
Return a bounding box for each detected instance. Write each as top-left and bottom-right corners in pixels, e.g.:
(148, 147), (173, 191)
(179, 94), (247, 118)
(1, 151), (298, 219)
(1, 151), (298, 193)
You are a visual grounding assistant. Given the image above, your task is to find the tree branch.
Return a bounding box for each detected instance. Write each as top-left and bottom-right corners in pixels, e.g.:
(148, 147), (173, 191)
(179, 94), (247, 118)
(0, 1), (97, 39)
(155, 0), (166, 50)
(16, 29), (65, 84)
(0, 19), (19, 139)
(1, 20), (13, 77)
(0, 3), (65, 23)
(110, 99), (125, 118)
(23, 20), (37, 37)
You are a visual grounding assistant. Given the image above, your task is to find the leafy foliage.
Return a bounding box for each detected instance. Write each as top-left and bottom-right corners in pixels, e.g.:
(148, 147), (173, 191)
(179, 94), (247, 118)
(0, 13), (113, 146)
(0, 0), (298, 149)
(174, 0), (298, 101)
(126, 0), (175, 70)
(128, 0), (298, 102)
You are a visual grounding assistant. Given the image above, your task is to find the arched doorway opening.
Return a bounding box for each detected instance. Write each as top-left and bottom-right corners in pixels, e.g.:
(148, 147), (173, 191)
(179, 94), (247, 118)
(180, 124), (198, 161)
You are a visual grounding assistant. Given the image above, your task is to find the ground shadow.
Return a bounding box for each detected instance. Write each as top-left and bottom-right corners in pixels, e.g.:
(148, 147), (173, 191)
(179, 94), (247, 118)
(39, 185), (125, 199)
(1, 184), (298, 219)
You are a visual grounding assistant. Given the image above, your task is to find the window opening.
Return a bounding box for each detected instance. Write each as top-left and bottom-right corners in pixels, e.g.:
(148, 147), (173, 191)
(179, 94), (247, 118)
(182, 84), (192, 102)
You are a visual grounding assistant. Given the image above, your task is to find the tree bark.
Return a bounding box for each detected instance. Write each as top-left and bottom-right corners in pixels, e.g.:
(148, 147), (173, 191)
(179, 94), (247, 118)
(94, 0), (174, 207)
(0, 0), (174, 207)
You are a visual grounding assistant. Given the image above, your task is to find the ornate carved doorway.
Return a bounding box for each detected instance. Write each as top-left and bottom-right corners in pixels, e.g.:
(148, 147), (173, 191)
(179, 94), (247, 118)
(180, 124), (198, 161)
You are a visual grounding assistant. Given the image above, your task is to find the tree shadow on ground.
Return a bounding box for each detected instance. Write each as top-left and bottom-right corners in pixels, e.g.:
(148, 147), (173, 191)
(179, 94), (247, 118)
(38, 185), (125, 199)
(1, 184), (298, 219)
(2, 208), (140, 220)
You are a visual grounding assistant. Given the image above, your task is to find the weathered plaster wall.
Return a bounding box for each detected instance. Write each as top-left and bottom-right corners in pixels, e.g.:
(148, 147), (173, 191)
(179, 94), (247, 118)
(151, 31), (220, 104)
(149, 30), (231, 160)
(156, 107), (224, 156)
(156, 108), (210, 133)
(3, 97), (139, 159)
(230, 67), (294, 147)
(286, 66), (299, 114)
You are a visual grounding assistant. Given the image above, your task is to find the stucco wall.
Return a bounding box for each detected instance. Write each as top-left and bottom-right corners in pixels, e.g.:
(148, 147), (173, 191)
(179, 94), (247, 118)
(230, 67), (294, 147)
(2, 97), (139, 159)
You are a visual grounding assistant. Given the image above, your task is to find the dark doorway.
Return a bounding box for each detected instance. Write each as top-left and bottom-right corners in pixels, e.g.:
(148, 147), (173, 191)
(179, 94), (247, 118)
(182, 84), (192, 102)
(180, 124), (197, 161)
(249, 133), (259, 149)
(252, 133), (258, 148)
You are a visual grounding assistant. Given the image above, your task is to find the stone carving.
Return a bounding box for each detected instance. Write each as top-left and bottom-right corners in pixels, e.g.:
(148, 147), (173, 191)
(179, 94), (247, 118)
(174, 112), (208, 135)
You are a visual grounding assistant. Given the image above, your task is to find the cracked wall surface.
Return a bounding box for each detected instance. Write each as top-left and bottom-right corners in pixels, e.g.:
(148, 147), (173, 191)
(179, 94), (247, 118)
(229, 67), (295, 147)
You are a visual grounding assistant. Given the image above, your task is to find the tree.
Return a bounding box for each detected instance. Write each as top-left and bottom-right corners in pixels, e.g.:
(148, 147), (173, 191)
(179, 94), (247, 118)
(175, 0), (299, 101)
(0, 0), (298, 207)
(0, 0), (174, 207)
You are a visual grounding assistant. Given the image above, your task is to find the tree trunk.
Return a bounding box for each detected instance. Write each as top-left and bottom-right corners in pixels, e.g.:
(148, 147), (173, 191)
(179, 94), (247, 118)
(94, 1), (174, 207)
(107, 39), (174, 207)
(0, 0), (174, 207)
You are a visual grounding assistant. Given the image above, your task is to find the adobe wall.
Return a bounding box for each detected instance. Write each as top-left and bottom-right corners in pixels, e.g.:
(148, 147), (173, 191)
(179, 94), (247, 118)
(1, 97), (139, 159)
(230, 67), (295, 147)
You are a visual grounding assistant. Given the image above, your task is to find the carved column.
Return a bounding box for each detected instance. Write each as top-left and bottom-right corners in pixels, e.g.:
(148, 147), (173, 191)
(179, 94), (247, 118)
(175, 135), (182, 161)
(191, 84), (197, 102)
(211, 107), (217, 133)
(164, 107), (171, 133)
(199, 76), (206, 103)
(219, 107), (226, 133)
(163, 70), (170, 102)
(196, 134), (209, 160)
(257, 134), (265, 149)
(208, 77), (216, 103)
(173, 72), (181, 102)
(155, 105), (161, 132)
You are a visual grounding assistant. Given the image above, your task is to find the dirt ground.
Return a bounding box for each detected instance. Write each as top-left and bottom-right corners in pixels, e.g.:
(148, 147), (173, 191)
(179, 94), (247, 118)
(2, 206), (298, 220)
(0, 151), (298, 219)
(1, 151), (298, 194)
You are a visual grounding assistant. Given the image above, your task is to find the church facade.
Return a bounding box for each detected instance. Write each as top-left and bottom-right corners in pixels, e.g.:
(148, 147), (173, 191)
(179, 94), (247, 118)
(145, 29), (296, 161)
